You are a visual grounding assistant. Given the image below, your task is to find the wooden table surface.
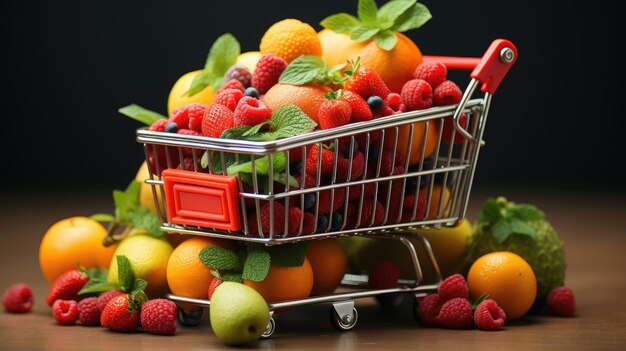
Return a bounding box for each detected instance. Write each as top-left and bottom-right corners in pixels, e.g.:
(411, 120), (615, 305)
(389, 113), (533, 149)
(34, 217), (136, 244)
(1, 190), (625, 350)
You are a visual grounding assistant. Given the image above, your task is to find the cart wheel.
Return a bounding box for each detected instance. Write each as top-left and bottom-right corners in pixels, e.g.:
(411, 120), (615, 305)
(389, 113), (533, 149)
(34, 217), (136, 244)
(330, 307), (358, 331)
(177, 307), (204, 326)
(261, 317), (276, 338)
(375, 293), (405, 308)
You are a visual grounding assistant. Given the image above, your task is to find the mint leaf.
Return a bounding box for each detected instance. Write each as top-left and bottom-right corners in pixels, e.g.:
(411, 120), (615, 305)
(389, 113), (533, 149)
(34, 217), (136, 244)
(279, 56), (326, 85)
(390, 3), (432, 32)
(227, 153), (286, 176)
(351, 24), (380, 42)
(242, 246), (270, 282)
(320, 13), (360, 34)
(491, 219), (513, 244)
(267, 242), (308, 267)
(374, 30), (398, 50)
(186, 70), (214, 97)
(78, 279), (119, 295)
(471, 292), (489, 310)
(128, 207), (163, 238)
(116, 255), (135, 292)
(358, 0), (379, 26)
(132, 278), (148, 293)
(87, 266), (108, 281)
(113, 181), (141, 223)
(509, 204), (545, 221)
(220, 125), (253, 140)
(90, 213), (115, 222)
(275, 173), (299, 188)
(377, 0), (417, 24)
(269, 105), (318, 134)
(221, 273), (243, 283)
(479, 198), (501, 224)
(242, 121), (270, 137)
(199, 245), (242, 271)
(205, 33), (240, 76)
(508, 218), (537, 240)
(118, 104), (167, 126)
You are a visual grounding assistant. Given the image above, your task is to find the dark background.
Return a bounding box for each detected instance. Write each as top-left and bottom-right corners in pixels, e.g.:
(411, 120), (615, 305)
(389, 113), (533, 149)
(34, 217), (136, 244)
(2, 0), (624, 196)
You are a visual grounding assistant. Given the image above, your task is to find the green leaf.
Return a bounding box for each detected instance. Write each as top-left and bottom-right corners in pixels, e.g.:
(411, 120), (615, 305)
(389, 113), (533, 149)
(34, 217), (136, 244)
(90, 213), (116, 222)
(479, 198), (502, 224)
(374, 30), (398, 50)
(377, 0), (417, 24)
(87, 266), (108, 281)
(78, 279), (119, 295)
(279, 56), (326, 85)
(267, 242), (308, 267)
(210, 76), (226, 92)
(132, 278), (148, 293)
(269, 105), (318, 135)
(358, 0), (379, 26)
(508, 218), (537, 240)
(509, 204), (545, 221)
(221, 273), (243, 283)
(351, 24), (380, 42)
(205, 33), (240, 76)
(128, 207), (164, 238)
(470, 292), (489, 310)
(185, 71), (213, 97)
(242, 246), (270, 282)
(116, 255), (135, 292)
(113, 181), (141, 223)
(118, 104), (167, 126)
(242, 121), (270, 137)
(390, 3), (432, 32)
(227, 153), (286, 176)
(199, 245), (242, 271)
(220, 125), (254, 140)
(491, 219), (513, 244)
(274, 173), (299, 188)
(320, 13), (360, 34)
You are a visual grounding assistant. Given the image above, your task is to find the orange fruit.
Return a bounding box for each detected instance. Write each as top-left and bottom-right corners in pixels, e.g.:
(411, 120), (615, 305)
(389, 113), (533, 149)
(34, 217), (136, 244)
(167, 70), (215, 115)
(420, 184), (451, 220)
(318, 29), (422, 93)
(39, 217), (116, 284)
(262, 83), (329, 123)
(166, 236), (236, 299)
(243, 257), (313, 303)
(306, 239), (347, 295)
(385, 120), (439, 167)
(467, 252), (537, 320)
(260, 19), (322, 63)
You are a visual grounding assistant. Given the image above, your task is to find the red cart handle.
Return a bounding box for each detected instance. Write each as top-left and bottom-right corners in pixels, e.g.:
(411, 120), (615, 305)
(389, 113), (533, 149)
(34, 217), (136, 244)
(423, 39), (517, 95)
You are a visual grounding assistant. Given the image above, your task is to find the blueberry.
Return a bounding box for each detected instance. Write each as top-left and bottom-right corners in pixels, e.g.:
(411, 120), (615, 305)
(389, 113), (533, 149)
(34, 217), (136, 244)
(342, 139), (359, 157)
(165, 122), (179, 133)
(367, 95), (384, 110)
(289, 160), (303, 175)
(303, 193), (316, 210)
(331, 212), (343, 230)
(244, 87), (260, 98)
(317, 214), (329, 231)
(367, 146), (380, 164)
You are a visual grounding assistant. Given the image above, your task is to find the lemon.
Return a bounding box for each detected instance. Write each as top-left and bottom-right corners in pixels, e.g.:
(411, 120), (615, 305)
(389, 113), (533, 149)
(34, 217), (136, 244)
(210, 282), (270, 345)
(167, 70), (215, 115)
(236, 51), (263, 73)
(413, 219), (472, 277)
(108, 232), (174, 298)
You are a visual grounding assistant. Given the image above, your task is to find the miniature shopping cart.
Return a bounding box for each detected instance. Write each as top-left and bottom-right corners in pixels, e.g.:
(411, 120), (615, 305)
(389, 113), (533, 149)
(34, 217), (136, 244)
(136, 39), (517, 336)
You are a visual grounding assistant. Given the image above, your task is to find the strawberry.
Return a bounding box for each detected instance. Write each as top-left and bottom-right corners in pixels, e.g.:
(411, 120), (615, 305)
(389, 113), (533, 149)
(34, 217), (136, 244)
(46, 269), (88, 306)
(318, 90), (351, 130)
(344, 59), (390, 100)
(343, 90), (372, 123)
(251, 54), (288, 94)
(207, 278), (222, 300)
(100, 294), (141, 333)
(201, 103), (234, 138)
(233, 96), (272, 127)
(214, 88), (244, 112)
(97, 289), (124, 313)
(305, 144), (335, 176)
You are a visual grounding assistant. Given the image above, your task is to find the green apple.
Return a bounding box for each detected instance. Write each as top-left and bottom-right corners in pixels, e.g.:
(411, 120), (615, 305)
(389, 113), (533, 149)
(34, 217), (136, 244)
(210, 282), (270, 345)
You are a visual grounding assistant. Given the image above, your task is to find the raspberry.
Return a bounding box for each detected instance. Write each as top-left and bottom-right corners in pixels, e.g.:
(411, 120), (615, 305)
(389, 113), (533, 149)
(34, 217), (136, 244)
(97, 290), (124, 313)
(337, 151), (365, 181)
(214, 88), (244, 112)
(287, 206), (304, 236)
(178, 157), (197, 171)
(353, 199), (384, 226)
(474, 299), (507, 331)
(251, 54), (288, 94)
(170, 103), (209, 132)
(417, 294), (442, 327)
(208, 278), (221, 300)
(2, 283), (33, 313)
(442, 113), (468, 145)
(399, 192), (427, 221)
(233, 96), (272, 127)
(317, 188), (346, 215)
(305, 144), (335, 176)
(348, 181), (376, 201)
(177, 129), (203, 157)
(77, 297), (101, 326)
(438, 297), (473, 329)
(149, 119), (168, 132)
(140, 299), (177, 335)
(368, 261), (400, 289)
(413, 61), (447, 89)
(433, 80), (462, 106)
(219, 78), (246, 93)
(224, 64), (252, 88)
(260, 202), (286, 235)
(438, 274), (469, 302)
(53, 299), (79, 325)
(46, 269), (88, 306)
(301, 212), (316, 234)
(547, 287), (576, 317)
(385, 93), (406, 114)
(401, 79), (433, 111)
(201, 103), (234, 138)
(343, 90), (372, 123)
